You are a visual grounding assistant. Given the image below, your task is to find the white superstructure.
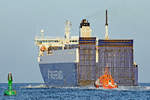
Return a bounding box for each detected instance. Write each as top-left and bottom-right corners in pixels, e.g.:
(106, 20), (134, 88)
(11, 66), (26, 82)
(35, 21), (79, 56)
(35, 20), (99, 62)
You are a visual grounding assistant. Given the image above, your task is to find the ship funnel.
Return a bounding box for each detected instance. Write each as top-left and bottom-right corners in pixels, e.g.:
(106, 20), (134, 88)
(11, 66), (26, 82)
(80, 19), (92, 37)
(105, 10), (109, 40)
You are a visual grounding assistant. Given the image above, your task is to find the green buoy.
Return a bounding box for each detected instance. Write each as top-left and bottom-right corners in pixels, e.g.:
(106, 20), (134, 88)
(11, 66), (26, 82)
(4, 73), (16, 96)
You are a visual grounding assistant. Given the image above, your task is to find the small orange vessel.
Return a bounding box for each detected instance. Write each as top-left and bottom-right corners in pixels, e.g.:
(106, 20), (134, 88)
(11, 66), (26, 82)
(95, 67), (118, 89)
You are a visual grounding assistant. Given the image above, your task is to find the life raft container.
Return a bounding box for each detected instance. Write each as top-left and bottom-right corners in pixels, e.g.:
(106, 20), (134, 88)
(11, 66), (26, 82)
(40, 46), (46, 52)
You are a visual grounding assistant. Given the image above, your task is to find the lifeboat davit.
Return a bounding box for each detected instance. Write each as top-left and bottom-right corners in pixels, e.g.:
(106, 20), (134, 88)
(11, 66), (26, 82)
(95, 67), (118, 89)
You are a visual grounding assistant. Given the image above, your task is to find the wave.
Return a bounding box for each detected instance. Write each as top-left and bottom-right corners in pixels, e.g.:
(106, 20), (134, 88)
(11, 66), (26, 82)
(20, 84), (47, 88)
(20, 84), (150, 91)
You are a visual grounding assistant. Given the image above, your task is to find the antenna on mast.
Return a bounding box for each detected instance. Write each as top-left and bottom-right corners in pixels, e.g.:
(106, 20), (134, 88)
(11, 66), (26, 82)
(105, 10), (109, 40)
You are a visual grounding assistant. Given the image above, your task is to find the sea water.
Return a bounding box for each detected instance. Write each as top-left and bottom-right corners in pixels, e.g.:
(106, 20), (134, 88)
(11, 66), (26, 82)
(0, 83), (150, 100)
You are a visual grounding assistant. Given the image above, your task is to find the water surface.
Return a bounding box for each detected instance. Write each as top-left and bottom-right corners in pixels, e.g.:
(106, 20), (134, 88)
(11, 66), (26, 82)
(0, 83), (150, 100)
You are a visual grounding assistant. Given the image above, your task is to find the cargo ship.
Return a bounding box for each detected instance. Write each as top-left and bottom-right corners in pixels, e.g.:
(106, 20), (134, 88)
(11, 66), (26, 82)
(34, 10), (138, 87)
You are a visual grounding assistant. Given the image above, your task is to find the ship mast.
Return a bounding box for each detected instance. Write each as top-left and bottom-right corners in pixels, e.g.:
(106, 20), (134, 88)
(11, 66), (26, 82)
(40, 29), (44, 39)
(105, 10), (109, 40)
(65, 20), (71, 44)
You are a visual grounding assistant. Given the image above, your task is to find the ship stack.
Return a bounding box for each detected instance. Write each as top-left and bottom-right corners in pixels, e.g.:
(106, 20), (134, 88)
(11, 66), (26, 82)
(78, 19), (96, 86)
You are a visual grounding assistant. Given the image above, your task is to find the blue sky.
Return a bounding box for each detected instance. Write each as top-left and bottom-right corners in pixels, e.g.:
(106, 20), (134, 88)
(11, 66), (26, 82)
(0, 0), (149, 83)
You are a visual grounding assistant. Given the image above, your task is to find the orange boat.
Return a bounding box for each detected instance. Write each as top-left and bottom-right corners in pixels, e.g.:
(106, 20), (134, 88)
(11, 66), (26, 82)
(95, 67), (118, 89)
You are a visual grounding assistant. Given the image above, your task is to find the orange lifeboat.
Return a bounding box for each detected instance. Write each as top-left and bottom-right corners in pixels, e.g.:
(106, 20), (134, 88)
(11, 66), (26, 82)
(40, 46), (46, 52)
(95, 67), (118, 89)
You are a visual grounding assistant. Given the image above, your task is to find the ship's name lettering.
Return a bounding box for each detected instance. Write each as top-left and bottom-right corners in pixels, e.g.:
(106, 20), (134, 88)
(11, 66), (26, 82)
(48, 70), (63, 80)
